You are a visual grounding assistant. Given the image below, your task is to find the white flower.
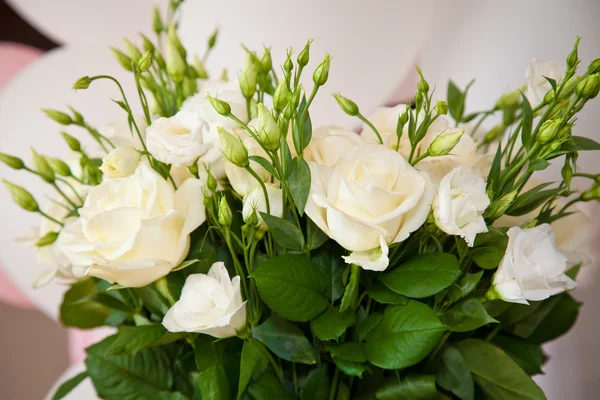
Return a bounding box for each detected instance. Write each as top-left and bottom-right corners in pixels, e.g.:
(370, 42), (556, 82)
(162, 262), (246, 338)
(433, 167), (490, 246)
(100, 146), (140, 179)
(242, 183), (284, 227)
(56, 163), (205, 287)
(491, 224), (576, 304)
(304, 126), (363, 167)
(361, 105), (413, 157)
(526, 59), (565, 106)
(101, 115), (148, 151)
(306, 144), (434, 271)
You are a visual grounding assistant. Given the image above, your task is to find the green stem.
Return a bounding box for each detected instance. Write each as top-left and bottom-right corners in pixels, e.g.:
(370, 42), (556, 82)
(38, 210), (64, 226)
(135, 72), (153, 125)
(411, 151), (429, 166)
(328, 367), (340, 400)
(245, 166), (271, 214)
(56, 177), (85, 204)
(52, 182), (79, 209)
(485, 325), (503, 342)
(358, 113), (383, 144)
(224, 229), (249, 301)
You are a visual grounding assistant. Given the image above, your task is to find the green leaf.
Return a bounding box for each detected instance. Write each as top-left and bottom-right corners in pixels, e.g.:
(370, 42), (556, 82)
(325, 342), (366, 363)
(288, 157), (311, 215)
(471, 229), (509, 270)
(252, 315), (318, 364)
(441, 299), (498, 332)
(446, 271), (484, 305)
(294, 97), (313, 153)
(133, 285), (170, 316)
(436, 346), (474, 400)
(238, 340), (269, 399)
(105, 324), (182, 357)
(193, 335), (235, 400)
(571, 135), (600, 151)
(493, 336), (547, 375)
(448, 80), (465, 122)
(312, 244), (345, 302)
(488, 143), (503, 193)
(60, 279), (117, 329)
(381, 253), (461, 298)
(311, 307), (356, 341)
(302, 366), (331, 400)
(363, 300), (445, 369)
(193, 367), (231, 400)
(454, 339), (546, 400)
(520, 93), (533, 150)
(307, 218), (329, 250)
(377, 375), (447, 400)
(52, 371), (88, 400)
(527, 159), (550, 172)
(368, 280), (409, 305)
(333, 357), (369, 378)
(523, 294), (581, 343)
(507, 183), (561, 216)
(340, 264), (360, 311)
(358, 312), (382, 342)
(248, 369), (295, 400)
(252, 254), (328, 321)
(249, 155), (280, 179)
(260, 213), (305, 250)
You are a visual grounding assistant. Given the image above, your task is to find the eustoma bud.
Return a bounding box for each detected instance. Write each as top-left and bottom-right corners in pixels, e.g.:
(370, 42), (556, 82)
(110, 47), (134, 72)
(257, 104), (280, 151)
(333, 93), (359, 116)
(44, 157), (71, 177)
(42, 109), (73, 125)
(240, 53), (258, 98)
(166, 35), (186, 83)
(428, 130), (465, 156)
(61, 132), (81, 152)
(297, 39), (313, 67)
(576, 73), (600, 99)
(218, 196), (233, 227)
(538, 119), (562, 144)
(72, 76), (91, 90)
(495, 89), (521, 109)
(2, 180), (39, 212)
(0, 153), (25, 170)
(434, 100), (448, 115)
(31, 149), (55, 183)
(273, 79), (289, 112)
(207, 95), (232, 116)
(313, 53), (331, 87)
(218, 127), (249, 168)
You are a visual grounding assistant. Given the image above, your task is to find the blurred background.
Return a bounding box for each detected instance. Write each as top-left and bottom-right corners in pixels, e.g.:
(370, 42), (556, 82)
(1, 0), (599, 398)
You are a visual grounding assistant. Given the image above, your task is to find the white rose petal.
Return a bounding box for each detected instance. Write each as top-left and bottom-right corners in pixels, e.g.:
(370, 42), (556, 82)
(100, 146), (141, 179)
(433, 167), (490, 246)
(304, 126), (363, 167)
(492, 224), (576, 304)
(162, 262), (247, 338)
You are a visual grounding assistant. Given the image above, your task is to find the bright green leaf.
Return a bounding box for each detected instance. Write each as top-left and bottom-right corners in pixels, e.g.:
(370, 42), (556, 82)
(325, 342), (366, 363)
(52, 371), (88, 400)
(288, 157), (311, 215)
(249, 155), (279, 179)
(311, 307), (356, 341)
(105, 324), (182, 357)
(368, 280), (408, 305)
(520, 93), (533, 150)
(377, 375), (447, 400)
(333, 357), (369, 378)
(340, 264), (360, 311)
(493, 336), (548, 375)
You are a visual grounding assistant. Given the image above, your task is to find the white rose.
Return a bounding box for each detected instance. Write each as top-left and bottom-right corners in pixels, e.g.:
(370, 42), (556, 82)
(242, 183), (284, 226)
(306, 144), (434, 271)
(526, 59), (565, 106)
(100, 146), (141, 179)
(101, 115), (148, 151)
(491, 224), (576, 304)
(162, 262), (246, 338)
(56, 163), (206, 287)
(304, 126), (363, 167)
(433, 167), (490, 246)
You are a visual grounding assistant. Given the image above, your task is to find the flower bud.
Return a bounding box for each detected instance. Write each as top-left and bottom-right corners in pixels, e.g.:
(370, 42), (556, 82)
(123, 38), (142, 63)
(566, 37), (581, 71)
(257, 104), (280, 151)
(220, 68), (229, 82)
(218, 127), (249, 168)
(0, 153), (25, 170)
(297, 39), (313, 67)
(240, 53), (258, 98)
(207, 95), (232, 116)
(207, 170), (218, 192)
(166, 37), (186, 83)
(495, 89), (521, 109)
(484, 190), (517, 220)
(183, 75), (198, 98)
(167, 24), (186, 59)
(582, 184), (600, 202)
(428, 129), (464, 157)
(243, 205), (259, 227)
(208, 28), (219, 49)
(137, 51), (153, 72)
(562, 162), (573, 186)
(415, 66), (429, 93)
(260, 47), (272, 73)
(44, 156), (71, 177)
(110, 47), (133, 72)
(538, 119), (562, 144)
(588, 58), (600, 74)
(192, 55), (209, 79)
(36, 231), (59, 247)
(273, 79), (289, 112)
(576, 73), (600, 99)
(3, 180), (39, 212)
(72, 76), (91, 90)
(284, 48), (294, 74)
(152, 6), (164, 34)
(100, 146), (141, 178)
(414, 91), (423, 110)
(218, 196), (233, 227)
(333, 93), (359, 116)
(68, 106), (84, 125)
(61, 132), (81, 152)
(313, 53), (331, 87)
(483, 125), (503, 143)
(42, 108), (72, 125)
(31, 149), (55, 183)
(434, 100), (448, 115)
(140, 34), (155, 53)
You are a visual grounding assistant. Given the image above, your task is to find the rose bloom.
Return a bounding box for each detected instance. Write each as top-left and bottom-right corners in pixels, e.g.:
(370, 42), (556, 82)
(163, 262), (246, 338)
(304, 126), (364, 167)
(491, 224), (576, 304)
(56, 163), (205, 287)
(306, 143), (434, 271)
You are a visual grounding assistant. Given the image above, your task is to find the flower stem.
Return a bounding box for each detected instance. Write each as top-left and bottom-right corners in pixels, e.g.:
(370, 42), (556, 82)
(358, 113), (383, 144)
(38, 210), (64, 226)
(245, 166), (271, 214)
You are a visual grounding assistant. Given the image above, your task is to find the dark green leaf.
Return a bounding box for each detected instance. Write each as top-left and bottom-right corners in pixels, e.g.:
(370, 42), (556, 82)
(252, 315), (318, 364)
(358, 312), (382, 342)
(60, 279), (114, 329)
(312, 245), (345, 302)
(368, 280), (409, 305)
(363, 300), (445, 369)
(528, 159), (550, 172)
(454, 339), (546, 400)
(306, 218), (329, 250)
(566, 263), (582, 280)
(381, 253), (461, 298)
(248, 369), (295, 400)
(311, 307), (356, 341)
(325, 342), (366, 363)
(333, 357), (369, 378)
(436, 346), (474, 400)
(105, 324), (182, 357)
(193, 335), (235, 400)
(193, 367), (231, 400)
(288, 157), (311, 215)
(340, 264), (360, 311)
(520, 93), (533, 150)
(471, 229), (508, 270)
(571, 135), (600, 151)
(488, 143), (503, 193)
(448, 80), (464, 122)
(526, 294), (581, 343)
(446, 271), (484, 305)
(133, 285), (170, 316)
(252, 254), (328, 321)
(52, 371), (88, 400)
(238, 340), (269, 399)
(377, 375), (447, 400)
(441, 299), (497, 332)
(249, 155), (279, 179)
(260, 213), (305, 250)
(507, 183), (561, 216)
(493, 336), (547, 375)
(302, 366), (330, 400)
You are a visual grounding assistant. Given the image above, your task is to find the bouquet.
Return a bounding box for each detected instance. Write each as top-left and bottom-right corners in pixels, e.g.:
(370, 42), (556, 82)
(2, 2), (600, 399)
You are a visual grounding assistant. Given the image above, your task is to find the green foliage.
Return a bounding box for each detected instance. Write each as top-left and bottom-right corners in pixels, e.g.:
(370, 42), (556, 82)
(302, 366), (331, 400)
(105, 324), (183, 357)
(493, 336), (547, 375)
(470, 229), (508, 270)
(51, 371), (88, 400)
(441, 299), (498, 332)
(252, 315), (318, 364)
(312, 243), (346, 302)
(311, 307), (356, 341)
(376, 375), (448, 400)
(288, 157), (311, 215)
(260, 213), (305, 250)
(247, 369), (295, 399)
(238, 340), (269, 399)
(436, 346), (474, 400)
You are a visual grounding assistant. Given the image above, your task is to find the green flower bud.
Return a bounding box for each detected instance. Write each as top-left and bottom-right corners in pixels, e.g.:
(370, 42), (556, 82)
(208, 28), (219, 49)
(207, 170), (218, 192)
(243, 205), (259, 226)
(220, 68), (229, 82)
(428, 129), (465, 157)
(3, 180), (39, 212)
(416, 66), (429, 93)
(484, 124), (504, 143)
(576, 73), (600, 99)
(333, 93), (359, 116)
(61, 132), (81, 152)
(581, 183), (600, 202)
(44, 156), (71, 177)
(562, 162), (573, 186)
(588, 58), (600, 74)
(414, 91), (423, 110)
(273, 79), (289, 112)
(110, 47), (133, 72)
(257, 104), (280, 151)
(297, 39), (313, 67)
(313, 53), (331, 87)
(192, 55), (209, 79)
(520, 219), (538, 229)
(207, 95), (231, 116)
(399, 108), (410, 125)
(434, 100), (448, 115)
(155, 52), (166, 69)
(0, 153), (25, 170)
(218, 127), (249, 168)
(260, 47), (272, 73)
(218, 196), (233, 227)
(166, 37), (186, 83)
(548, 97), (570, 119)
(140, 34), (155, 53)
(495, 89), (521, 109)
(137, 51), (153, 72)
(152, 6), (164, 34)
(36, 231), (59, 247)
(566, 37), (581, 71)
(284, 48), (294, 73)
(68, 106), (84, 125)
(484, 190), (517, 220)
(167, 24), (187, 59)
(183, 75), (197, 98)
(31, 149), (55, 183)
(538, 119), (562, 144)
(123, 38), (143, 63)
(72, 76), (91, 90)
(240, 53), (258, 98)
(42, 108), (72, 125)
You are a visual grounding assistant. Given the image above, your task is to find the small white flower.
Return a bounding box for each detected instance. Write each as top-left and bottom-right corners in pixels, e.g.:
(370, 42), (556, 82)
(526, 59), (565, 106)
(100, 146), (140, 179)
(433, 167), (490, 246)
(162, 262), (247, 338)
(491, 224), (576, 304)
